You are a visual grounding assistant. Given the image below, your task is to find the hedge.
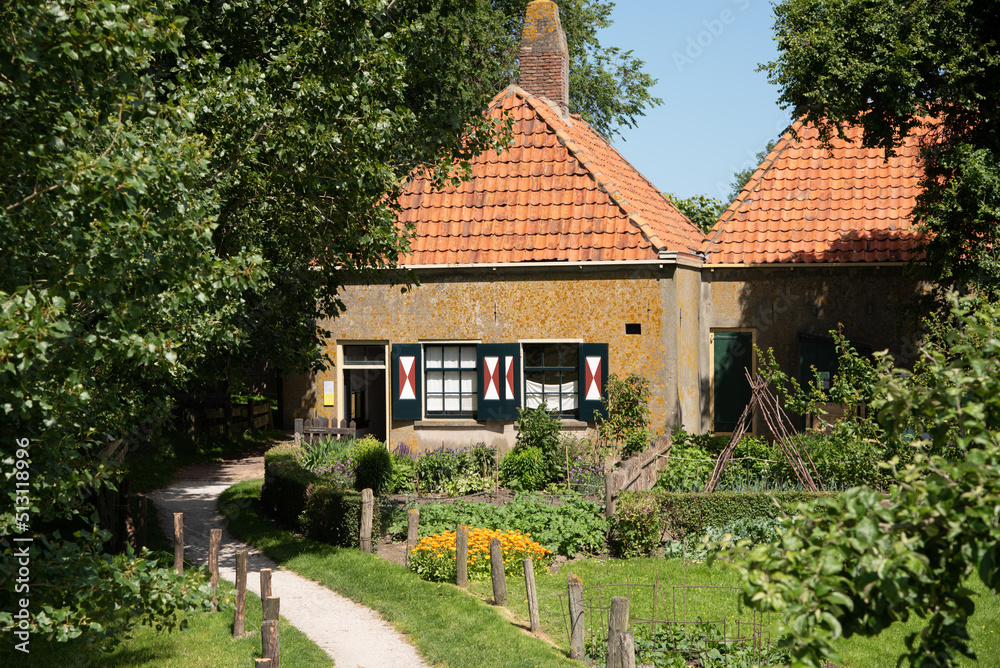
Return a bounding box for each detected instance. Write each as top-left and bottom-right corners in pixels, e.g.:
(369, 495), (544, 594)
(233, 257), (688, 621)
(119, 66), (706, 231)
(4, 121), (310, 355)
(260, 443), (379, 549)
(611, 489), (837, 556)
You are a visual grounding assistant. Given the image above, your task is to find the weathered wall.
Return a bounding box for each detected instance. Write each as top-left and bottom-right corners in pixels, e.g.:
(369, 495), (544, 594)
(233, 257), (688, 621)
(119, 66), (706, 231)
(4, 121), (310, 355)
(284, 265), (686, 451)
(703, 265), (924, 431)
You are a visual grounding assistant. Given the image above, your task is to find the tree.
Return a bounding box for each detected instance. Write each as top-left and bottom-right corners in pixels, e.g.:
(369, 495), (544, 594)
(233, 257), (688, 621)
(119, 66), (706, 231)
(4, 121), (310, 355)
(665, 193), (728, 233)
(493, 0), (663, 138)
(763, 0), (1000, 296)
(0, 0), (513, 651)
(725, 294), (1000, 668)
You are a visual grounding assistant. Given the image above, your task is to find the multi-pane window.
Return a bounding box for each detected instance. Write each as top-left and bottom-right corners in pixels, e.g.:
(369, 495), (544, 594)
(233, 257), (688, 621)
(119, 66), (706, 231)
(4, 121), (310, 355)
(523, 342), (579, 416)
(425, 344), (477, 417)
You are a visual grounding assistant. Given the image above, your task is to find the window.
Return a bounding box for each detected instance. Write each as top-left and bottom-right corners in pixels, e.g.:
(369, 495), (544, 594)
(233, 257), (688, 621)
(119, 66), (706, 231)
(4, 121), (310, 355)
(424, 344), (477, 417)
(523, 342), (579, 416)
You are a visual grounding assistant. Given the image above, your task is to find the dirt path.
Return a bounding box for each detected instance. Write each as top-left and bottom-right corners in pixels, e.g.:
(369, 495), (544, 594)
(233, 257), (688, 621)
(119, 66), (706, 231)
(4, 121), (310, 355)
(147, 454), (430, 668)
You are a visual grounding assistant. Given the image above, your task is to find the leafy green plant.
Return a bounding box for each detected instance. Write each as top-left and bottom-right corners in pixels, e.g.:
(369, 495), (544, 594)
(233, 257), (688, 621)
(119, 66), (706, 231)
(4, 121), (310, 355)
(655, 428), (715, 491)
(610, 491), (661, 557)
(505, 406), (563, 489)
(298, 435), (355, 473)
(598, 372), (653, 456)
(414, 444), (496, 494)
(351, 436), (392, 495)
(500, 446), (547, 492)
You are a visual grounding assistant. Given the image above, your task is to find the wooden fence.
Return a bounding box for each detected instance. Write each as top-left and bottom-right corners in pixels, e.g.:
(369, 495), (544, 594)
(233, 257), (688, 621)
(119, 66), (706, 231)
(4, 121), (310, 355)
(175, 396), (273, 440)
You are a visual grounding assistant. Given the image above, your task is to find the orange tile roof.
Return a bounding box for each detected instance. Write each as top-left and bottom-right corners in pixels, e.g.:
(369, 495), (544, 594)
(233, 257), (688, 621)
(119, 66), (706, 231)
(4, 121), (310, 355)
(398, 86), (705, 265)
(704, 120), (927, 264)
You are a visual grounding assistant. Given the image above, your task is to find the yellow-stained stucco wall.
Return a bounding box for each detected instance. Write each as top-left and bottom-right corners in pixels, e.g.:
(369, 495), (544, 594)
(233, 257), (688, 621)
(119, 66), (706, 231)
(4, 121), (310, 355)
(284, 266), (686, 452)
(704, 265), (925, 432)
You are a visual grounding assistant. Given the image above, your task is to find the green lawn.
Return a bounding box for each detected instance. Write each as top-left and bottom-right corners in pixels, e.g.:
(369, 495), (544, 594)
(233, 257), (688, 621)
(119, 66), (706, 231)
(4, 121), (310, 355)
(221, 479), (580, 668)
(4, 580), (332, 667)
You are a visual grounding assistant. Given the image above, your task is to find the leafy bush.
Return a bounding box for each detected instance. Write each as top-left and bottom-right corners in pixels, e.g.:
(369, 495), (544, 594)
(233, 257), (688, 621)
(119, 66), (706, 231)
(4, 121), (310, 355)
(385, 442), (417, 494)
(415, 443), (497, 495)
(598, 372), (653, 456)
(505, 406), (563, 489)
(610, 492), (661, 557)
(298, 484), (378, 548)
(664, 517), (784, 560)
(393, 494), (607, 557)
(408, 528), (550, 582)
(351, 435), (392, 495)
(500, 445), (547, 491)
(298, 435), (354, 473)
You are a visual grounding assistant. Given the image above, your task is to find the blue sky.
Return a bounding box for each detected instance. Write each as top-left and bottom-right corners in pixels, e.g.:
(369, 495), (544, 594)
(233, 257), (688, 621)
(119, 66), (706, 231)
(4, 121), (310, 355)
(595, 0), (791, 201)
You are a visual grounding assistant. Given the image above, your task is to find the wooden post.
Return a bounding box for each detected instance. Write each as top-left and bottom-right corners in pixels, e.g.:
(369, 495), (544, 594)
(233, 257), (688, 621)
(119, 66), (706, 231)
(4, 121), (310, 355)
(137, 496), (147, 549)
(605, 470), (616, 518)
(406, 509), (419, 566)
(260, 568), (272, 616)
(173, 512), (184, 576)
(264, 595), (280, 621)
(209, 528), (221, 611)
(360, 488), (374, 553)
(523, 558), (540, 632)
(255, 660), (272, 668)
(233, 549), (248, 637)
(567, 574), (585, 660)
(261, 619), (279, 668)
(456, 525), (469, 588)
(490, 537), (507, 606)
(606, 596), (630, 668)
(620, 631), (636, 668)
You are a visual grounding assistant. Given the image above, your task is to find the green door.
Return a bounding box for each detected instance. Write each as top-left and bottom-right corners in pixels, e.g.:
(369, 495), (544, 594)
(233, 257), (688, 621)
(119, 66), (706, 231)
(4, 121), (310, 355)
(713, 331), (753, 433)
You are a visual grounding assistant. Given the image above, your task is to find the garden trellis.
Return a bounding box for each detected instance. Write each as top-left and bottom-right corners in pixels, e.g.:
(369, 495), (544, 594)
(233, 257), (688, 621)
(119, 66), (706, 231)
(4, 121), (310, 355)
(704, 370), (823, 493)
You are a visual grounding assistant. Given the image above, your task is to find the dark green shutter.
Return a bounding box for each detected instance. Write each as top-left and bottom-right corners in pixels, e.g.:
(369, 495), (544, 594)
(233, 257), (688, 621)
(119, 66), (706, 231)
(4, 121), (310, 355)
(477, 343), (520, 420)
(713, 331), (753, 432)
(391, 343), (422, 420)
(578, 343), (608, 422)
(799, 335), (838, 390)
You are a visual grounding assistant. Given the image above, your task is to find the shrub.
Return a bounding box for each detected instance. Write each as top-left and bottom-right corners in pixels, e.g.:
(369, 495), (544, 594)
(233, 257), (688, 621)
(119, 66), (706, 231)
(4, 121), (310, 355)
(598, 372), (653, 456)
(385, 442), (417, 494)
(298, 435), (354, 473)
(408, 528), (550, 582)
(610, 492), (661, 557)
(654, 428), (715, 491)
(500, 445), (546, 491)
(351, 435), (392, 495)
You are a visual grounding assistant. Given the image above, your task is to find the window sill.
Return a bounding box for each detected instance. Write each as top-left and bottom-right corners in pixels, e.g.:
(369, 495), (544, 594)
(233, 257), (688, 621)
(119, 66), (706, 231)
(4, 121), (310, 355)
(413, 419), (483, 429)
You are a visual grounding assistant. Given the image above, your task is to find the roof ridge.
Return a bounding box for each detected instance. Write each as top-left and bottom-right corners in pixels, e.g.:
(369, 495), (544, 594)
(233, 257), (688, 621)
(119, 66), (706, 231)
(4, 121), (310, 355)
(519, 90), (670, 251)
(703, 121), (801, 254)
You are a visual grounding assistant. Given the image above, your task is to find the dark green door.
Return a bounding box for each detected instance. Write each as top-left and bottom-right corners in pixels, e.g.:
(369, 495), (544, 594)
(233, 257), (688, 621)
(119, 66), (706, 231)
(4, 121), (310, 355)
(713, 331), (753, 433)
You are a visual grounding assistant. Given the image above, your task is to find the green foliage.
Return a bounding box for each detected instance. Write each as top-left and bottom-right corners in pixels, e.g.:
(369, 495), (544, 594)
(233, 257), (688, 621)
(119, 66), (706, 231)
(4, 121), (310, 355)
(298, 436), (354, 474)
(764, 0), (1000, 296)
(506, 406), (564, 490)
(664, 517), (783, 561)
(598, 373), (653, 457)
(386, 447), (417, 495)
(731, 294), (1000, 668)
(351, 436), (392, 496)
(394, 494), (607, 558)
(414, 443), (497, 495)
(665, 193), (728, 233)
(610, 492), (661, 558)
(655, 427), (717, 491)
(299, 485), (378, 549)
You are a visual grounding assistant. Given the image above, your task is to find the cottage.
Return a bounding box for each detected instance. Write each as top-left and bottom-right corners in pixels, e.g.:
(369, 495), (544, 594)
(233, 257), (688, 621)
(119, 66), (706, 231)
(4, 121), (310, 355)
(282, 0), (707, 450)
(701, 121), (927, 432)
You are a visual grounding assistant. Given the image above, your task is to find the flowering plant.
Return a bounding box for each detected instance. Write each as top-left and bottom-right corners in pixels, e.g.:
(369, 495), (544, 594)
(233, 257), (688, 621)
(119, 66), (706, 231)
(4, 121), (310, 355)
(408, 527), (551, 582)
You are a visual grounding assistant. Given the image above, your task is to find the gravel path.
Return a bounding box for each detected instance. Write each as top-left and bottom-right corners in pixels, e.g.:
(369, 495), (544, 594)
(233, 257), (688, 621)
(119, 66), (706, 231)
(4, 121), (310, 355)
(148, 457), (430, 668)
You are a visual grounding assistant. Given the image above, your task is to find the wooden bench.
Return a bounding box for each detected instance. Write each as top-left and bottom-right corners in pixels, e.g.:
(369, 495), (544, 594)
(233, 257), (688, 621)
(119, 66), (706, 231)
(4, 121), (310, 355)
(294, 417), (356, 444)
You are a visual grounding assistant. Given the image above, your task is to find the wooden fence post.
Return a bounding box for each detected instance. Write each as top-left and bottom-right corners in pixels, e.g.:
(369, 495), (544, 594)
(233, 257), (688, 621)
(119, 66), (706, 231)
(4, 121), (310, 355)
(261, 596), (280, 668)
(605, 470), (616, 518)
(567, 574), (585, 660)
(456, 525), (469, 588)
(233, 549), (248, 637)
(406, 508), (419, 566)
(620, 631), (636, 668)
(173, 512), (184, 576)
(523, 558), (540, 632)
(360, 488), (374, 553)
(209, 528), (222, 611)
(606, 596), (630, 668)
(255, 660), (272, 667)
(490, 537), (507, 606)
(260, 568), (272, 617)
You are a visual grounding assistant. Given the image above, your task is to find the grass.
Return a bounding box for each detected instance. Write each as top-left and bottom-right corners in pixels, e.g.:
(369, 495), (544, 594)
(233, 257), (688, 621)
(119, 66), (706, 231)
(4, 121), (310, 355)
(468, 555), (1000, 668)
(7, 581), (332, 667)
(221, 479), (581, 668)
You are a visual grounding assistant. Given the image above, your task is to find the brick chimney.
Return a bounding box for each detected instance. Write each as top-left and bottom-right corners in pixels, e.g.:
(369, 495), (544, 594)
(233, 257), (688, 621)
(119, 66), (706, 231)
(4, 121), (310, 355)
(519, 0), (569, 119)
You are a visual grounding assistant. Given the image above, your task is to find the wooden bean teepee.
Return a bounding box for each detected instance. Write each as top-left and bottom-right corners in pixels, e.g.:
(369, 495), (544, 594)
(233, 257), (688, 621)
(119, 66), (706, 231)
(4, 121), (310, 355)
(703, 369), (823, 493)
